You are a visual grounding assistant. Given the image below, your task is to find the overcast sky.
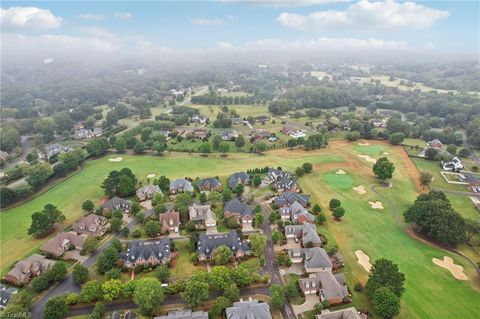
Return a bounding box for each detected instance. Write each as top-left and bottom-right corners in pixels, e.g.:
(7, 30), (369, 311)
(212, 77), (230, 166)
(1, 1), (479, 61)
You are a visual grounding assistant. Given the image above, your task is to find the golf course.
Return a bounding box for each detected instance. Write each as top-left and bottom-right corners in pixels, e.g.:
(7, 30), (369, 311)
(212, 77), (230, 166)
(1, 140), (479, 318)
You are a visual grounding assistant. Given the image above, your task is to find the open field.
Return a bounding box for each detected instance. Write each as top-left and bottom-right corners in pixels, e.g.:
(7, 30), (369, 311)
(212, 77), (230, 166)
(1, 141), (479, 318)
(351, 75), (460, 94)
(190, 104), (268, 118)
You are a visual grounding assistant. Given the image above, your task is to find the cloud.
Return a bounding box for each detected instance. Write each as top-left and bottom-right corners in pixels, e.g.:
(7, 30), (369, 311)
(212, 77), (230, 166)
(1, 7), (62, 31)
(217, 41), (234, 49)
(192, 15), (234, 26)
(220, 0), (350, 7)
(114, 12), (133, 21)
(77, 13), (104, 21)
(276, 0), (449, 31)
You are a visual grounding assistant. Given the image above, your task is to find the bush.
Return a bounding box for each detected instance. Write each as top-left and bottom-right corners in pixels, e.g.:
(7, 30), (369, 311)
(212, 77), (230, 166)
(329, 198), (341, 209)
(354, 282), (364, 292)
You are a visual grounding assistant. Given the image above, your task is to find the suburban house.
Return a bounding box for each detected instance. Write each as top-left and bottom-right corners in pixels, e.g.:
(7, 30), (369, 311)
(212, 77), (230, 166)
(154, 309), (209, 319)
(191, 114), (208, 125)
(289, 247), (333, 273)
(222, 130), (238, 141)
(255, 115), (270, 124)
(189, 204), (216, 228)
(427, 139), (444, 149)
(74, 128), (93, 140)
(159, 210), (181, 234)
(274, 192), (310, 207)
(169, 179), (194, 194)
(250, 130), (272, 141)
(285, 223), (322, 247)
(282, 126), (306, 138)
(279, 201), (314, 224)
(316, 307), (364, 319)
(442, 157), (464, 172)
(299, 272), (349, 305)
(189, 128), (207, 139)
(41, 143), (72, 160)
(225, 299), (272, 319)
(136, 184), (162, 201)
(121, 238), (172, 268)
(73, 214), (109, 237)
(197, 178), (222, 191)
(196, 230), (252, 261)
(0, 285), (18, 309)
(41, 232), (86, 257)
(224, 199), (254, 225)
(92, 127), (103, 137)
(102, 197), (132, 213)
(228, 172), (250, 189)
(275, 176), (300, 193)
(4, 254), (55, 286)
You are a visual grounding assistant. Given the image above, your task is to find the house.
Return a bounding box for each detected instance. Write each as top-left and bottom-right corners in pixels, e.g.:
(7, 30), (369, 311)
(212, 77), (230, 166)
(265, 168), (291, 183)
(427, 139), (444, 149)
(466, 173), (480, 193)
(73, 214), (108, 237)
(189, 204), (216, 228)
(316, 307), (363, 319)
(228, 172), (250, 189)
(274, 192), (310, 207)
(137, 184), (162, 201)
(299, 272), (349, 305)
(191, 128), (207, 139)
(255, 115), (270, 124)
(191, 114), (208, 125)
(275, 176), (300, 193)
(92, 127), (103, 137)
(197, 178), (222, 191)
(231, 117), (244, 125)
(225, 300), (272, 319)
(4, 254), (55, 285)
(74, 128), (93, 140)
(169, 179), (194, 193)
(338, 120), (350, 131)
(196, 230), (251, 261)
(42, 143), (72, 160)
(222, 130), (238, 141)
(0, 285), (18, 309)
(41, 232), (86, 257)
(279, 201), (314, 224)
(251, 130), (272, 141)
(442, 157), (464, 172)
(121, 238), (172, 268)
(159, 210), (180, 234)
(282, 126), (296, 135)
(124, 311), (138, 319)
(285, 223), (322, 247)
(110, 311), (122, 319)
(289, 247), (333, 273)
(224, 199), (254, 225)
(102, 197), (132, 213)
(154, 309), (209, 319)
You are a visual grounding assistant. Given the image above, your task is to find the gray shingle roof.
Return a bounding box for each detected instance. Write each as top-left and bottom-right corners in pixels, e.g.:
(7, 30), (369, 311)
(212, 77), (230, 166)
(228, 172), (250, 189)
(224, 199), (253, 219)
(197, 178), (221, 189)
(102, 197), (131, 211)
(316, 307), (362, 319)
(274, 192), (310, 207)
(0, 285), (18, 308)
(169, 179), (194, 192)
(299, 272), (348, 301)
(225, 300), (272, 319)
(289, 247), (332, 269)
(154, 309), (209, 319)
(197, 230), (251, 258)
(121, 238), (171, 266)
(285, 223), (322, 246)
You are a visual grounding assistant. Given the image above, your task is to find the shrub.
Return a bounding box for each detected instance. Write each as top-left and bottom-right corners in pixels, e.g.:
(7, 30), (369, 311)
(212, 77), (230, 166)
(329, 198), (341, 209)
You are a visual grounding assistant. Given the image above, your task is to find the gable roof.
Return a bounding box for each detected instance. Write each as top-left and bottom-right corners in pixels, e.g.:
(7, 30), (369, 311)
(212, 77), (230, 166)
(5, 254), (55, 285)
(73, 214), (107, 234)
(225, 300), (272, 319)
(290, 247), (332, 269)
(274, 192), (310, 207)
(224, 199), (253, 219)
(122, 238), (171, 264)
(169, 179), (194, 192)
(159, 210), (181, 231)
(0, 285), (18, 308)
(197, 178), (222, 189)
(102, 197), (131, 211)
(41, 232), (86, 256)
(228, 172), (250, 189)
(285, 223), (322, 246)
(136, 184), (162, 199)
(188, 205), (215, 223)
(316, 307), (362, 319)
(154, 309), (209, 319)
(197, 230), (251, 258)
(299, 272), (348, 301)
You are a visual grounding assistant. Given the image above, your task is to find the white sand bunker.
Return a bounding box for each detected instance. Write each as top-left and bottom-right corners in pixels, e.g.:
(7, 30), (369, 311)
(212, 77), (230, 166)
(384, 152), (389, 155)
(358, 142), (371, 146)
(369, 201), (384, 209)
(432, 256), (468, 280)
(335, 170), (346, 175)
(108, 157), (123, 162)
(353, 185), (367, 195)
(147, 173), (156, 178)
(358, 155), (377, 163)
(355, 250), (372, 272)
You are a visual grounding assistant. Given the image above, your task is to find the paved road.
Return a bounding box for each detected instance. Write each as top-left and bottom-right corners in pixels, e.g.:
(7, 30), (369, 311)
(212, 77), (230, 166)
(30, 218), (139, 318)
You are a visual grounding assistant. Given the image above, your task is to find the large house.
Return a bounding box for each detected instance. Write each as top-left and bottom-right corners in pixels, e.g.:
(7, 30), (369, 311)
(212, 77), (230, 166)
(196, 230), (251, 261)
(0, 285), (18, 309)
(427, 139), (444, 149)
(316, 307), (364, 319)
(169, 179), (194, 194)
(299, 272), (349, 305)
(41, 232), (86, 257)
(255, 115), (270, 124)
(41, 143), (72, 160)
(4, 254), (55, 285)
(154, 309), (208, 319)
(224, 199), (254, 225)
(191, 114), (208, 125)
(189, 204), (216, 228)
(285, 223), (322, 247)
(222, 130), (238, 141)
(74, 128), (93, 140)
(228, 172), (250, 189)
(225, 300), (272, 319)
(250, 130), (272, 141)
(442, 157), (464, 172)
(265, 168), (299, 193)
(197, 178), (222, 192)
(73, 214), (108, 237)
(136, 184), (162, 201)
(121, 238), (172, 268)
(289, 247), (333, 273)
(188, 128), (207, 139)
(102, 197), (132, 213)
(274, 192), (310, 207)
(279, 201), (314, 224)
(159, 210), (181, 234)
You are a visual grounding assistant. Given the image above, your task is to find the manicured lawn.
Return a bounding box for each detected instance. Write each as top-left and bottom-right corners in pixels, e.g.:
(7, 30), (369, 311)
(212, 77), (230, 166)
(352, 144), (385, 156)
(190, 104), (268, 118)
(170, 240), (204, 280)
(323, 172), (354, 189)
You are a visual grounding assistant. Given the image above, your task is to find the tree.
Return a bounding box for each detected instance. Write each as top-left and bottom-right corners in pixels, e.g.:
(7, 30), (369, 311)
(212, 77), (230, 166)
(155, 264), (170, 282)
(388, 132), (405, 145)
(53, 111), (74, 133)
(329, 199), (341, 210)
(109, 217), (122, 233)
(72, 264), (89, 285)
(287, 139), (297, 149)
(210, 296), (232, 317)
(153, 142), (167, 155)
(157, 175), (170, 192)
(315, 214), (326, 225)
(145, 220), (162, 237)
(419, 171), (433, 189)
(43, 296), (67, 319)
(425, 147), (438, 160)
(372, 287), (401, 318)
(28, 204), (65, 237)
(219, 142), (230, 155)
(458, 148), (471, 158)
(234, 183), (244, 195)
(133, 278), (164, 315)
(465, 219), (480, 243)
(96, 245), (119, 274)
(120, 227), (130, 237)
(255, 142), (267, 153)
(60, 149), (85, 170)
(295, 166), (305, 177)
(25, 163), (53, 188)
(102, 279), (123, 301)
(102, 168), (137, 197)
(133, 142), (146, 153)
(313, 204), (321, 214)
(235, 135), (245, 148)
(365, 258), (405, 299)
(253, 175), (262, 187)
(90, 302), (105, 319)
(34, 118), (55, 142)
(285, 278), (300, 300)
(82, 236), (99, 255)
(346, 131), (361, 141)
(269, 284), (285, 309)
(0, 125), (21, 152)
(115, 137), (127, 152)
(272, 230), (282, 244)
(86, 138), (110, 156)
(199, 192), (207, 204)
(212, 135), (223, 150)
(210, 266), (233, 291)
(303, 162), (313, 173)
(222, 188), (232, 202)
(213, 245), (233, 265)
(81, 280), (103, 302)
(373, 157), (395, 182)
(105, 268), (122, 280)
(446, 144), (457, 155)
(224, 282), (240, 302)
(182, 272), (209, 308)
(250, 234), (266, 256)
(198, 142), (211, 154)
(254, 211), (264, 228)
(82, 200), (95, 212)
(333, 207), (345, 220)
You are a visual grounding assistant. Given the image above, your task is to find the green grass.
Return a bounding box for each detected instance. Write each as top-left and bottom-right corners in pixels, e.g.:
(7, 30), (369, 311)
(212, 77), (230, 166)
(353, 144), (385, 156)
(170, 240), (205, 280)
(190, 104), (268, 118)
(323, 172), (354, 189)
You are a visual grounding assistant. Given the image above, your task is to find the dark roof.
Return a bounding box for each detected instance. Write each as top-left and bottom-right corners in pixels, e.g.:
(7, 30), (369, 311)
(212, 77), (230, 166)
(274, 192), (310, 207)
(224, 199), (253, 218)
(110, 311), (121, 319)
(169, 179), (194, 192)
(0, 285), (18, 308)
(154, 309), (209, 319)
(197, 230), (251, 258)
(228, 172), (250, 189)
(121, 238), (171, 264)
(102, 197), (131, 211)
(197, 178), (222, 189)
(225, 300), (272, 319)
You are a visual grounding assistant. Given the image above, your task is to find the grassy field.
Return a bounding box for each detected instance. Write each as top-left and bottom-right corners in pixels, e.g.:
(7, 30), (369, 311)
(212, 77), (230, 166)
(190, 104), (268, 118)
(351, 75), (458, 94)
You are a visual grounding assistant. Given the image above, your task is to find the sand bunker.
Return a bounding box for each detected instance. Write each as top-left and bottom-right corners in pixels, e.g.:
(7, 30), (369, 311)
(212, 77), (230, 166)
(369, 201), (384, 209)
(384, 152), (389, 155)
(355, 250), (372, 272)
(358, 155), (377, 163)
(353, 185), (367, 195)
(147, 173), (156, 178)
(358, 142), (371, 146)
(335, 170), (346, 175)
(108, 157), (123, 162)
(432, 256), (468, 280)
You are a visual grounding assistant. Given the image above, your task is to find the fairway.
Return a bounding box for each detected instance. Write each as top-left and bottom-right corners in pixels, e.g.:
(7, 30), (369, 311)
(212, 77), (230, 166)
(353, 144), (385, 156)
(324, 172), (354, 189)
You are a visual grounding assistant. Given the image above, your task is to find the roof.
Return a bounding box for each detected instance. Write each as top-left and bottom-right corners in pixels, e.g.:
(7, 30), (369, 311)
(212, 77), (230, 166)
(316, 307), (362, 319)
(110, 311), (122, 319)
(0, 285), (18, 308)
(224, 199), (253, 219)
(299, 272), (348, 301)
(41, 232), (86, 256)
(136, 184), (162, 199)
(6, 254), (55, 284)
(197, 178), (222, 189)
(154, 309), (209, 319)
(102, 197), (131, 211)
(122, 238), (172, 264)
(274, 192), (310, 207)
(225, 300), (272, 319)
(228, 172), (250, 189)
(290, 247), (332, 269)
(73, 214), (107, 234)
(197, 230), (251, 258)
(188, 205), (215, 223)
(169, 179), (194, 192)
(159, 210), (181, 231)
(285, 223), (322, 246)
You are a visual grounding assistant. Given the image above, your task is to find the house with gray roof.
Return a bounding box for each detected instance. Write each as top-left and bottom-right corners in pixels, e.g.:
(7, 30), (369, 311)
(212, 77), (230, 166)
(197, 230), (251, 261)
(299, 272), (349, 305)
(274, 192), (310, 207)
(197, 178), (222, 191)
(279, 201), (313, 224)
(137, 184), (162, 201)
(285, 223), (322, 247)
(225, 300), (272, 319)
(169, 179), (194, 194)
(0, 285), (18, 309)
(74, 128), (93, 140)
(224, 199), (254, 225)
(154, 309), (208, 319)
(4, 254), (55, 286)
(316, 307), (363, 319)
(188, 204), (216, 228)
(42, 143), (72, 160)
(121, 238), (172, 268)
(102, 197), (132, 213)
(289, 247), (333, 273)
(228, 172), (250, 189)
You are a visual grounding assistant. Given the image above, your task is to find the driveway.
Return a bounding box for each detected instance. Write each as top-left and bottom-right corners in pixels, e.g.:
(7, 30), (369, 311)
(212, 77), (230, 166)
(283, 263), (305, 276)
(292, 294), (319, 316)
(275, 238), (300, 252)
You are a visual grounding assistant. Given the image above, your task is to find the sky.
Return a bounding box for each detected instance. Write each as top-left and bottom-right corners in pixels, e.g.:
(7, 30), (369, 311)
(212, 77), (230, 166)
(1, 0), (479, 61)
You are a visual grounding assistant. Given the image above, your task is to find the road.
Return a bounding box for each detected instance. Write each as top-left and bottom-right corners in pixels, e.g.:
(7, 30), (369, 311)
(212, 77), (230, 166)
(30, 218), (139, 318)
